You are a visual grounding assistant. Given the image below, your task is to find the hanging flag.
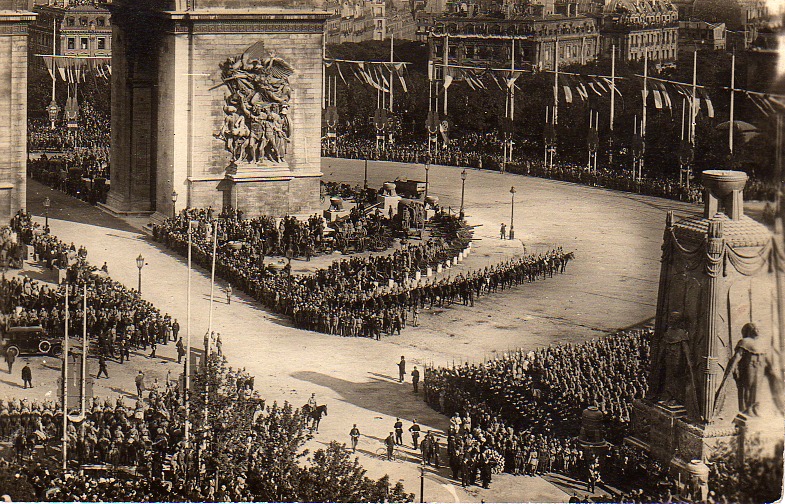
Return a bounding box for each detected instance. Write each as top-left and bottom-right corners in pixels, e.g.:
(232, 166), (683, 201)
(505, 70), (522, 89)
(443, 74), (453, 90)
(393, 63), (407, 93)
(335, 61), (347, 85)
(701, 89), (714, 118)
(652, 89), (663, 109)
(563, 85), (573, 104)
(601, 77), (622, 97)
(576, 82), (588, 101)
(658, 82), (672, 109)
(489, 72), (504, 92)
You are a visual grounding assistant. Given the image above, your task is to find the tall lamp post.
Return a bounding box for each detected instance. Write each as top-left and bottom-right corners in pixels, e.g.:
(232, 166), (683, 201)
(171, 190), (178, 220)
(43, 197), (51, 231)
(459, 169), (467, 220)
(419, 463), (425, 503)
(509, 186), (516, 240)
(136, 254), (145, 294)
(364, 159), (368, 190)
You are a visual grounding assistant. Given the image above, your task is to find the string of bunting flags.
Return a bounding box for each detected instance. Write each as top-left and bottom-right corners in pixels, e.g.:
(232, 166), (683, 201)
(727, 87), (785, 117)
(40, 55), (112, 84)
(324, 58), (410, 93)
(635, 74), (714, 117)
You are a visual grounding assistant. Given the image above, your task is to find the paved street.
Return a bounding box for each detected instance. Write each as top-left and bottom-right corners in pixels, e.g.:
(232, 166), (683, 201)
(9, 163), (710, 501)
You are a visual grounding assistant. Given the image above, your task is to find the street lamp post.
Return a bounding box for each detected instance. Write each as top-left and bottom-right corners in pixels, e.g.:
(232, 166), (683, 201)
(420, 463), (425, 503)
(171, 191), (178, 220)
(460, 169), (467, 220)
(43, 197), (51, 232)
(136, 254), (145, 294)
(364, 159), (368, 190)
(509, 186), (516, 240)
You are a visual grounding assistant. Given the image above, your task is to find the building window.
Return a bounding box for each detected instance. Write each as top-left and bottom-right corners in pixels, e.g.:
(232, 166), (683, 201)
(66, 17), (75, 27)
(96, 17), (105, 27)
(67, 37), (75, 50)
(81, 37), (88, 50)
(97, 37), (105, 50)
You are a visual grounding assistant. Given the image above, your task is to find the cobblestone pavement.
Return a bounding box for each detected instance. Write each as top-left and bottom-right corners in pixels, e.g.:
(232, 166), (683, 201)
(6, 163), (710, 502)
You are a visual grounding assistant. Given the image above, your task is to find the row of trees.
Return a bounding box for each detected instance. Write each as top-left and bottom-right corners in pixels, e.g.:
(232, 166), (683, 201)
(326, 40), (779, 181)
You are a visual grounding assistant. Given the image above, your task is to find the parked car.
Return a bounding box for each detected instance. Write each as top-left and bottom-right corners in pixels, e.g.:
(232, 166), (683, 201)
(0, 326), (62, 358)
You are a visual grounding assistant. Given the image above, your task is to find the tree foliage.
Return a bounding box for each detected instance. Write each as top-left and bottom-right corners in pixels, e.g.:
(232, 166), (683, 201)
(192, 353), (414, 502)
(326, 40), (779, 184)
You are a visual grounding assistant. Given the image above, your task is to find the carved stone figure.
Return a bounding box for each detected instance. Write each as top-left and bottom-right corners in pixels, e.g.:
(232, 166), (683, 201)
(714, 323), (785, 417)
(216, 41), (294, 165)
(653, 313), (699, 409)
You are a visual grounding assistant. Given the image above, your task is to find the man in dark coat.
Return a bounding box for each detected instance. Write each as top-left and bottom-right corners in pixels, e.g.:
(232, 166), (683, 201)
(412, 366), (420, 393)
(21, 362), (32, 389)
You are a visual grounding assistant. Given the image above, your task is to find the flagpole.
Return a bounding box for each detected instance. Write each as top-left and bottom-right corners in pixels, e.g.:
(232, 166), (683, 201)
(389, 32), (394, 113)
(642, 51), (648, 143)
(322, 31), (326, 110)
(443, 33), (449, 117)
(729, 51), (735, 156)
(208, 221), (217, 348)
(62, 284), (69, 471)
(185, 220), (193, 468)
(609, 45), (616, 167)
(691, 50), (697, 146)
(82, 282), (87, 421)
(510, 38), (515, 166)
(553, 37), (559, 126)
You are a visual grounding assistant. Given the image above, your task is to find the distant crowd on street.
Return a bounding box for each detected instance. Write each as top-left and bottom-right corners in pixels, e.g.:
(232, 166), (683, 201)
(153, 208), (572, 339)
(323, 134), (778, 205)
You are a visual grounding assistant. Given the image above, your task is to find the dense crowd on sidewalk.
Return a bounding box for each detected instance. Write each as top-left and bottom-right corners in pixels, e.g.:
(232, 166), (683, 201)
(323, 136), (778, 204)
(153, 208), (572, 338)
(423, 330), (676, 496)
(5, 211), (179, 363)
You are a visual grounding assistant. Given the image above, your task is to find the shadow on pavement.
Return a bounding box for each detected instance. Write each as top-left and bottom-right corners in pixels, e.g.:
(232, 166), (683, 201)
(291, 370), (448, 430)
(27, 180), (140, 234)
(0, 379), (25, 389)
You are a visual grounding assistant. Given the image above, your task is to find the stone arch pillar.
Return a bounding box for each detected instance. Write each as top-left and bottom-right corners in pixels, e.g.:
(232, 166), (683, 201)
(0, 3), (34, 223)
(104, 0), (328, 220)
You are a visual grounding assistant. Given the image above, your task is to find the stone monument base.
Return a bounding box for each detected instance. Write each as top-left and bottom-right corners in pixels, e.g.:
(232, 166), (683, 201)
(732, 413), (785, 463)
(183, 165), (321, 220)
(626, 399), (740, 479)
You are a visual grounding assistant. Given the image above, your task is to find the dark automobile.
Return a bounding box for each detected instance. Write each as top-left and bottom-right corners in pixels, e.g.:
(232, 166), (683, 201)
(0, 326), (62, 359)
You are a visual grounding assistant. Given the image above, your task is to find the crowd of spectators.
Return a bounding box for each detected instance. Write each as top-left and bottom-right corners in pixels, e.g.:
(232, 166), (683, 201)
(28, 101), (110, 154)
(423, 330), (676, 498)
(5, 211), (179, 363)
(153, 208), (571, 338)
(28, 151), (109, 206)
(2, 373), (261, 501)
(323, 136), (779, 205)
(157, 206), (392, 261)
